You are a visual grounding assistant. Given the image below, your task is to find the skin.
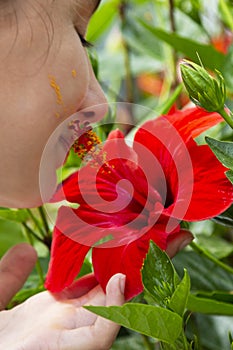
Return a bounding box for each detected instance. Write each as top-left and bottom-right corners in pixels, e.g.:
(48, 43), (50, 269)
(0, 1), (193, 348)
(0, 244), (126, 350)
(0, 235), (192, 350)
(0, 0), (107, 208)
(0, 1), (126, 349)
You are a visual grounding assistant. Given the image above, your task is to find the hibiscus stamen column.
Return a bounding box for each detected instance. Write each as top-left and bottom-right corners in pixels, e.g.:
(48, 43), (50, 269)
(70, 120), (118, 175)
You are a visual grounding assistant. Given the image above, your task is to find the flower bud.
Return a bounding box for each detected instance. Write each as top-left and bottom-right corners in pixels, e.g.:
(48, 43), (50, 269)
(180, 59), (226, 112)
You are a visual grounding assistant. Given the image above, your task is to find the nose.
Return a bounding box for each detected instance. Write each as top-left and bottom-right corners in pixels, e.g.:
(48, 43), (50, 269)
(79, 67), (108, 123)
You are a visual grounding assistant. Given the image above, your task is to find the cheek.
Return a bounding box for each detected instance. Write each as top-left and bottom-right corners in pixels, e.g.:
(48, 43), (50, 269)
(45, 49), (90, 119)
(0, 123), (56, 207)
(33, 33), (90, 121)
(0, 30), (90, 207)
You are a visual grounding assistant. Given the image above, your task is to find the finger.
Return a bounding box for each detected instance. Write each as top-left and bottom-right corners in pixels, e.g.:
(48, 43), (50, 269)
(166, 229), (193, 258)
(61, 274), (126, 350)
(105, 273), (126, 306)
(0, 243), (37, 310)
(73, 273), (125, 307)
(69, 278), (111, 328)
(88, 274), (126, 348)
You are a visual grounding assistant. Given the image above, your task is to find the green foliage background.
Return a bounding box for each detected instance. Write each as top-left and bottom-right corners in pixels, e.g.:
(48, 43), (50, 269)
(1, 0), (233, 349)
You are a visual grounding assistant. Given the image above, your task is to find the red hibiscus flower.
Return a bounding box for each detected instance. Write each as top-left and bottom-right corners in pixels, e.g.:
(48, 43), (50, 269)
(45, 107), (233, 300)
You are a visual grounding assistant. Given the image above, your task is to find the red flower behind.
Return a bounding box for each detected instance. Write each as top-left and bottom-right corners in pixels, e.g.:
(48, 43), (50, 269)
(45, 107), (233, 300)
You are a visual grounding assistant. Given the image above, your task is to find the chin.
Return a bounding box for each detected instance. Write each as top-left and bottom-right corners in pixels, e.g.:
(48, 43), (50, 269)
(0, 177), (57, 209)
(0, 191), (44, 209)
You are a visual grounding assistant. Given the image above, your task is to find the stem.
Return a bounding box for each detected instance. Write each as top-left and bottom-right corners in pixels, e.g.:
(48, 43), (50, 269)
(218, 107), (233, 129)
(119, 1), (134, 104)
(22, 223), (45, 244)
(190, 242), (233, 274)
(38, 206), (50, 234)
(181, 330), (190, 350)
(119, 1), (136, 132)
(168, 0), (176, 33)
(26, 209), (46, 237)
(168, 0), (182, 107)
(23, 225), (44, 285)
(161, 329), (189, 350)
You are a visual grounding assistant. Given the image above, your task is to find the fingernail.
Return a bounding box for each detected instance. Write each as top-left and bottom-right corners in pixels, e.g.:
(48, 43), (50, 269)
(119, 275), (126, 294)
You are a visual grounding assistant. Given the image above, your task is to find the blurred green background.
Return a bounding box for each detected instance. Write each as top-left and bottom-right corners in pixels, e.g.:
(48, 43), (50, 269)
(0, 0), (233, 349)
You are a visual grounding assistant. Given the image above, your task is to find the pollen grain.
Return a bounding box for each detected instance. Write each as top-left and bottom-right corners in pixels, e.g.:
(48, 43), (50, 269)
(48, 75), (63, 105)
(72, 69), (77, 78)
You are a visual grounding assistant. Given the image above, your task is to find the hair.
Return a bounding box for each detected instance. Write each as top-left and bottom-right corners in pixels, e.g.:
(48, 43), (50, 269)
(0, 0), (55, 68)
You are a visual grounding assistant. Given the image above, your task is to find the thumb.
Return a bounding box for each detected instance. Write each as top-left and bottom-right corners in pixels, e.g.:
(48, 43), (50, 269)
(0, 243), (37, 310)
(105, 273), (126, 307)
(88, 274), (126, 350)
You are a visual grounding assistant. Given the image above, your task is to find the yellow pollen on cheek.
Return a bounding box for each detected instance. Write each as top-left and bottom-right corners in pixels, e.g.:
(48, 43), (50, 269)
(48, 75), (63, 105)
(72, 69), (77, 78)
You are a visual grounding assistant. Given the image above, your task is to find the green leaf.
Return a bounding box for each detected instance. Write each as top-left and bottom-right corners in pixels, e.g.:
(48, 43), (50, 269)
(213, 204), (233, 228)
(227, 170), (233, 184)
(137, 20), (225, 71)
(123, 18), (163, 61)
(0, 209), (29, 223)
(206, 137), (233, 170)
(7, 285), (45, 309)
(169, 269), (190, 316)
(77, 258), (93, 278)
(173, 251), (233, 292)
(87, 0), (120, 42)
(85, 303), (182, 344)
(187, 294), (233, 316)
(156, 85), (183, 116)
(142, 241), (179, 307)
(222, 45), (233, 92)
(111, 334), (148, 350)
(0, 220), (26, 258)
(195, 235), (233, 259)
(219, 0), (233, 31)
(194, 290), (233, 304)
(186, 314), (233, 350)
(176, 0), (202, 25)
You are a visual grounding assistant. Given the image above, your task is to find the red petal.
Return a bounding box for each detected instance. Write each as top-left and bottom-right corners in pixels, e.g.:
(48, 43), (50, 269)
(50, 172), (79, 203)
(92, 236), (150, 300)
(134, 107), (231, 222)
(164, 139), (233, 220)
(92, 218), (179, 300)
(51, 129), (139, 204)
(134, 107), (223, 159)
(164, 107), (223, 141)
(166, 229), (193, 258)
(183, 141), (233, 220)
(148, 216), (180, 250)
(134, 116), (191, 210)
(45, 207), (95, 292)
(45, 208), (90, 292)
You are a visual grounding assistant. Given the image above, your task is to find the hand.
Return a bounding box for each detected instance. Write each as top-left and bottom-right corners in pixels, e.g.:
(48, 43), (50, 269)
(0, 272), (126, 350)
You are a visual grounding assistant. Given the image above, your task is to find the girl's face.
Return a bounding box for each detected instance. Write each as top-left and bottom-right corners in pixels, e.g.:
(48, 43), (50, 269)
(0, 0), (106, 208)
